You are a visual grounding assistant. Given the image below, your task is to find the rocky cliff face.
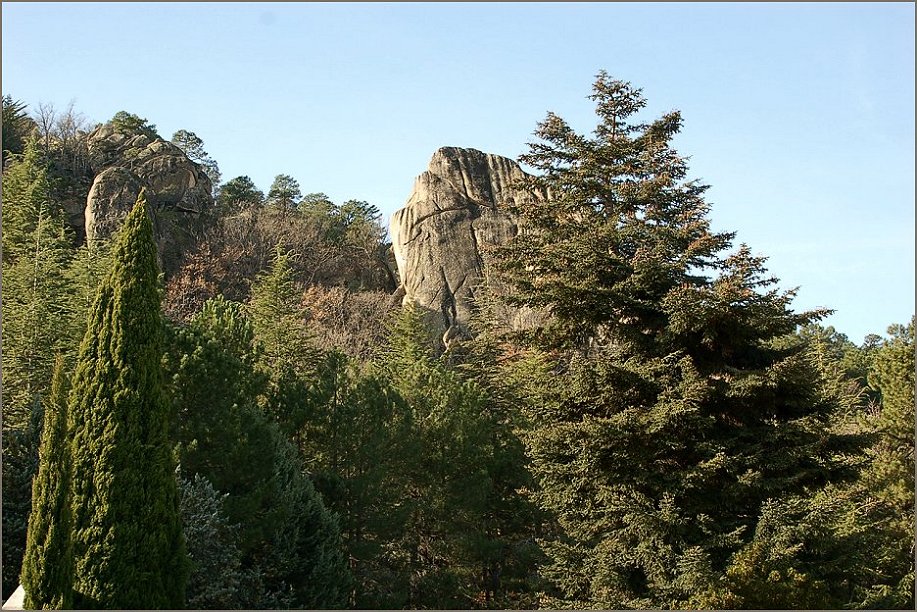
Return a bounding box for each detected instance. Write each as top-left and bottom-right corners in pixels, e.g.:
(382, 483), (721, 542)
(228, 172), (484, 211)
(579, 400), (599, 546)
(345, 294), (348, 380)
(83, 124), (213, 272)
(391, 147), (542, 343)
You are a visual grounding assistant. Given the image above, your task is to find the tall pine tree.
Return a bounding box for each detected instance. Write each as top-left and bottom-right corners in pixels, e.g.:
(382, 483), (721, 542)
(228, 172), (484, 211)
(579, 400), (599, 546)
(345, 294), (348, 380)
(66, 190), (188, 608)
(493, 73), (865, 608)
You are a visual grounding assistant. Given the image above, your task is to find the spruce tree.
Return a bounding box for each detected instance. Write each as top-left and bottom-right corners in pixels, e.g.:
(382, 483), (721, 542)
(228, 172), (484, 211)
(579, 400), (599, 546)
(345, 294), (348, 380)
(21, 355), (73, 609)
(66, 190), (188, 608)
(494, 73), (865, 608)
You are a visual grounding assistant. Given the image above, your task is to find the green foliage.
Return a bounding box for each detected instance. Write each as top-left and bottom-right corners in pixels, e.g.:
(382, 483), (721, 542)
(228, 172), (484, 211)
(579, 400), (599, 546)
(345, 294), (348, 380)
(171, 129), (220, 194)
(248, 245), (322, 436)
(2, 95), (35, 163)
(859, 319), (916, 608)
(21, 356), (74, 609)
(67, 191), (188, 608)
(1, 400), (43, 597)
(496, 73), (733, 351)
(301, 352), (417, 608)
(1, 139), (77, 429)
(711, 463), (913, 610)
(494, 73), (868, 608)
(165, 295), (351, 608)
(178, 474), (244, 609)
(800, 322), (876, 409)
(370, 304), (543, 608)
(216, 175), (264, 213)
(0, 138), (82, 600)
(109, 110), (158, 137)
(267, 173), (302, 211)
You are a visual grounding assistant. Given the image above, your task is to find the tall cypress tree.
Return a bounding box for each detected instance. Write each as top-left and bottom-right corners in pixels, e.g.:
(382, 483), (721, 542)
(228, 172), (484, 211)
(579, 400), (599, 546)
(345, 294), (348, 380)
(21, 355), (73, 609)
(493, 73), (865, 608)
(66, 190), (188, 608)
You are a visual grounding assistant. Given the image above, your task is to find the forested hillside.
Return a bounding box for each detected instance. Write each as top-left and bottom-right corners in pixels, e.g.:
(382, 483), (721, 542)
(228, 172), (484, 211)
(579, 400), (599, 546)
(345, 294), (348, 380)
(1, 75), (913, 610)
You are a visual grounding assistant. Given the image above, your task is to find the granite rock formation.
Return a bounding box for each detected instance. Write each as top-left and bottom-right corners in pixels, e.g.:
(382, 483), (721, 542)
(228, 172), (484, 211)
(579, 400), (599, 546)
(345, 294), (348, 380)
(391, 147), (542, 343)
(83, 124), (213, 272)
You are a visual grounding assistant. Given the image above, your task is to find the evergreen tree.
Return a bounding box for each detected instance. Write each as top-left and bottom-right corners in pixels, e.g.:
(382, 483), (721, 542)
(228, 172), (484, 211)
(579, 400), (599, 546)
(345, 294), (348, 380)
(860, 319), (915, 607)
(248, 245), (322, 438)
(1, 139), (76, 428)
(165, 296), (351, 608)
(1, 139), (77, 596)
(66, 191), (188, 608)
(377, 304), (542, 608)
(709, 320), (914, 609)
(178, 474), (244, 609)
(171, 129), (221, 193)
(301, 351), (417, 608)
(109, 110), (158, 138)
(1, 400), (43, 597)
(21, 355), (73, 609)
(2, 94), (35, 164)
(493, 73), (866, 608)
(267, 173), (302, 211)
(216, 175), (264, 213)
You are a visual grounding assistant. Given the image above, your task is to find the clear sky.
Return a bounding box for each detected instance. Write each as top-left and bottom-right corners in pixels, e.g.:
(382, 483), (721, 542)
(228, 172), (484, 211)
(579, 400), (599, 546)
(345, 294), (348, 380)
(2, 2), (914, 341)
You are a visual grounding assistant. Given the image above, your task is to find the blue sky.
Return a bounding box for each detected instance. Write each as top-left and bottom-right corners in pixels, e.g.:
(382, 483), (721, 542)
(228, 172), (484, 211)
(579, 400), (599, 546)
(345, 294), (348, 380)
(3, 2), (914, 341)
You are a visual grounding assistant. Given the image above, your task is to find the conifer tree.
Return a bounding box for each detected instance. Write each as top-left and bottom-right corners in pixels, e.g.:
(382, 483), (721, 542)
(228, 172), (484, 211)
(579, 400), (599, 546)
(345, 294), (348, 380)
(66, 190), (188, 608)
(1, 137), (77, 596)
(376, 304), (542, 608)
(21, 355), (73, 609)
(248, 245), (322, 438)
(166, 296), (351, 609)
(861, 319), (915, 607)
(1, 138), (76, 428)
(494, 73), (866, 608)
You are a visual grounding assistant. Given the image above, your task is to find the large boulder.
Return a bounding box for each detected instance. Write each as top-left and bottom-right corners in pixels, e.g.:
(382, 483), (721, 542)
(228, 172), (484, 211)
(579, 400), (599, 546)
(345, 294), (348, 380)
(391, 147), (543, 343)
(83, 124), (212, 272)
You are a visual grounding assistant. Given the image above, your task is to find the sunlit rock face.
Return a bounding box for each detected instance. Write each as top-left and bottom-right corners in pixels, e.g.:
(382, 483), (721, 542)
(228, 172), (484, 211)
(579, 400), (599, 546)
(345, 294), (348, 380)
(391, 146), (543, 343)
(84, 124), (212, 272)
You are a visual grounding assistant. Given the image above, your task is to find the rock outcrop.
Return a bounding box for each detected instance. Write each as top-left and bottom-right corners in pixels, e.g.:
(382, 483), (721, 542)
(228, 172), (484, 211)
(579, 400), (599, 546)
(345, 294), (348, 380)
(391, 147), (542, 343)
(83, 124), (213, 272)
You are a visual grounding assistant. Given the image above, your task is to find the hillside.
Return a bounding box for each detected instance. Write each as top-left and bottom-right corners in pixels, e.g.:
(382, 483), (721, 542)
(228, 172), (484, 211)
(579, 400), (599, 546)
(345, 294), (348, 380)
(1, 79), (913, 610)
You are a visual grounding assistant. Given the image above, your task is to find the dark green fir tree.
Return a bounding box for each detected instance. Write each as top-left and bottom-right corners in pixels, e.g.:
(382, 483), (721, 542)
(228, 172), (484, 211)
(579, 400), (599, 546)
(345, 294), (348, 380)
(21, 355), (73, 609)
(66, 190), (188, 608)
(493, 73), (866, 608)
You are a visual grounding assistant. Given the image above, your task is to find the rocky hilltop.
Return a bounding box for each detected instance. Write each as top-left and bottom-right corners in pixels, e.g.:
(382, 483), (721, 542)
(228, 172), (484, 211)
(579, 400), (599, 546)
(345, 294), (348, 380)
(391, 147), (542, 343)
(82, 124), (213, 271)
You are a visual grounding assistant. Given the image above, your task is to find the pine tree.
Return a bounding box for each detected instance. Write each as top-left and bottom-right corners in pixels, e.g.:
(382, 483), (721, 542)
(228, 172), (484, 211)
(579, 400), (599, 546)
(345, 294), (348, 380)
(375, 304), (543, 608)
(710, 321), (914, 609)
(66, 190), (188, 608)
(493, 73), (866, 608)
(21, 355), (73, 609)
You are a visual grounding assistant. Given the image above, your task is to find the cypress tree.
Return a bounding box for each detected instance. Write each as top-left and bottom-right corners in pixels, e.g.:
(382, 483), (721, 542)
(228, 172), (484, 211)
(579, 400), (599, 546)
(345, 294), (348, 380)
(21, 355), (73, 609)
(66, 190), (188, 608)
